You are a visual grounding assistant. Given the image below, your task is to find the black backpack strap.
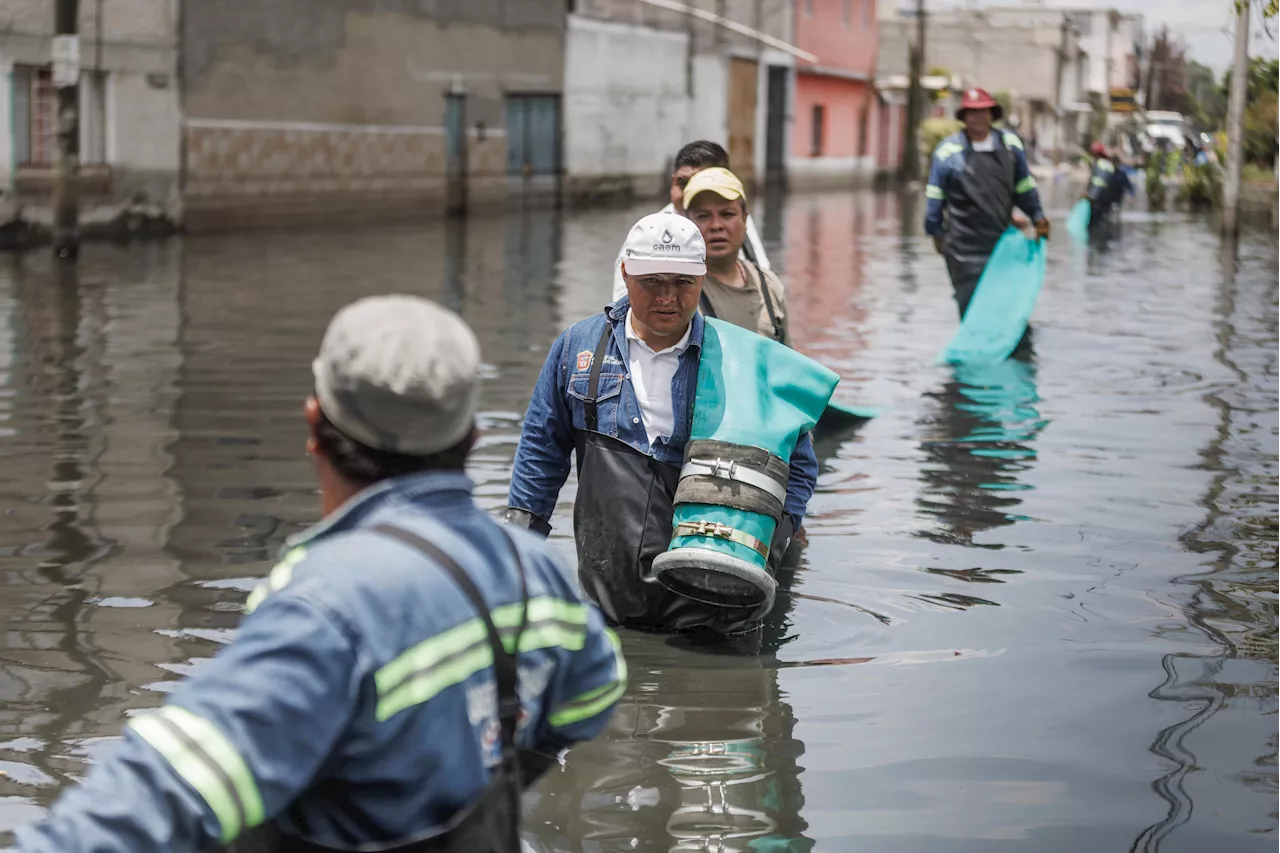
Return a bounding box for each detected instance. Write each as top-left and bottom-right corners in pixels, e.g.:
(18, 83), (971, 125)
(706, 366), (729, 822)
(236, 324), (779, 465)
(584, 321), (613, 433)
(749, 261), (786, 344)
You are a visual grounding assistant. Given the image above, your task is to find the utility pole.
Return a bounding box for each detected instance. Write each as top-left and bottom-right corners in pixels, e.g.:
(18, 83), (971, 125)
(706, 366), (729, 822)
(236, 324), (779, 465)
(52, 0), (81, 261)
(1222, 0), (1250, 238)
(904, 0), (926, 182)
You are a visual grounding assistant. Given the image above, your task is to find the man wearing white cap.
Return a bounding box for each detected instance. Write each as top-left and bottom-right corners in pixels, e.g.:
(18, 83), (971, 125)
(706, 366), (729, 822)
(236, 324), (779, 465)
(504, 214), (819, 635)
(610, 140), (772, 303)
(15, 296), (625, 853)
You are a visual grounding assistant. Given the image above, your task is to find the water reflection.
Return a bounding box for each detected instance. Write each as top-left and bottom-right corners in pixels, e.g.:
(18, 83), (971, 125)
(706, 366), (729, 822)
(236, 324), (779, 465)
(0, 200), (1274, 852)
(916, 352), (1046, 550)
(1131, 229), (1280, 850)
(525, 584), (812, 853)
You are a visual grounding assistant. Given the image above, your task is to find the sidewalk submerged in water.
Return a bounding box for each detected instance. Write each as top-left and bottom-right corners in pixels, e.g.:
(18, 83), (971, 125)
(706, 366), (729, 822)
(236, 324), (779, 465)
(2, 165), (1276, 251)
(0, 196), (179, 251)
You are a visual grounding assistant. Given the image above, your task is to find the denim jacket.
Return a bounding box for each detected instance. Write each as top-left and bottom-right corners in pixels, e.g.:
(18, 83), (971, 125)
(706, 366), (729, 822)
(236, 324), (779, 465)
(16, 472), (625, 853)
(507, 296), (819, 525)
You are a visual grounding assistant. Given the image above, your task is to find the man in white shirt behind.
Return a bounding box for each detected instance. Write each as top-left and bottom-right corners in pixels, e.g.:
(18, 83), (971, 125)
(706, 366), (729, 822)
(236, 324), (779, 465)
(610, 141), (771, 302)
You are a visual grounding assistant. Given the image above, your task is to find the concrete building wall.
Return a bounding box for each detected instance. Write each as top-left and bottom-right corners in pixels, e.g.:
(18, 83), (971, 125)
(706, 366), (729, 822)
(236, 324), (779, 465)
(573, 0), (793, 53)
(0, 0), (179, 212)
(0, 60), (12, 192)
(110, 69), (181, 200)
(878, 16), (1062, 102)
(1111, 14), (1143, 91)
(690, 53), (731, 149)
(877, 8), (1095, 159)
(979, 6), (1130, 99)
(565, 0), (796, 194)
(562, 15), (689, 198)
(180, 0), (565, 229)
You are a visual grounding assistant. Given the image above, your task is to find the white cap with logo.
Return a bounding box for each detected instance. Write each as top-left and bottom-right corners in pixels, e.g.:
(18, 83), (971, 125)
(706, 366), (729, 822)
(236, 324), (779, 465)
(620, 212), (707, 277)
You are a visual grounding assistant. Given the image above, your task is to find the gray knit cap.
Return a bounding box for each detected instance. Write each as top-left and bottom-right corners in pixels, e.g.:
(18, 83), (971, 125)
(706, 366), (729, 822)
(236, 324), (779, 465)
(313, 295), (480, 455)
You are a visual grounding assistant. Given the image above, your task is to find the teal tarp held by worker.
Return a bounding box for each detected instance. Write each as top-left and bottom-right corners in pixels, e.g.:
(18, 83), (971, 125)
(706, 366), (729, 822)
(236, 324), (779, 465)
(651, 317), (837, 611)
(503, 213), (825, 636)
(14, 297), (626, 853)
(925, 87), (1052, 319)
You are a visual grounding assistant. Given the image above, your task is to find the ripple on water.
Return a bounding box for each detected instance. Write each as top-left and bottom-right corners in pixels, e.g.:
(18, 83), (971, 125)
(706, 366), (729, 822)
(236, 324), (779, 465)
(0, 202), (1273, 850)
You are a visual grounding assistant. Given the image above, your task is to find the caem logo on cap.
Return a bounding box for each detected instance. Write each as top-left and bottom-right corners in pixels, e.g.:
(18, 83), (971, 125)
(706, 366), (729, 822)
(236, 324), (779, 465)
(653, 229), (681, 252)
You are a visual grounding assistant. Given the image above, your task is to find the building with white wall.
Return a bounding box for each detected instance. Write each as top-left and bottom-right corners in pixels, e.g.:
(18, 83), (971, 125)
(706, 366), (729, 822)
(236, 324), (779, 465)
(562, 0), (800, 199)
(980, 6), (1143, 104)
(879, 8), (1083, 159)
(0, 0), (180, 218)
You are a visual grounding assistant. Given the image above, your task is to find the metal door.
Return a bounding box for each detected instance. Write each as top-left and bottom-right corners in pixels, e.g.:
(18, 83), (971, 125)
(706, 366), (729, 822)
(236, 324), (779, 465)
(505, 95), (560, 176)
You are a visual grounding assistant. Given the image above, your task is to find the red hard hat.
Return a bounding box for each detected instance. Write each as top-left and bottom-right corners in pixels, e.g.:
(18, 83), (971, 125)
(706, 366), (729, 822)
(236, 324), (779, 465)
(956, 87), (1003, 121)
(1090, 141), (1108, 157)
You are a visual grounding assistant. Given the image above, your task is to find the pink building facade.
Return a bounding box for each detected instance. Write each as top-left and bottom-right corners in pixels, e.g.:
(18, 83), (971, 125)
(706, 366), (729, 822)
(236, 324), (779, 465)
(791, 0), (900, 184)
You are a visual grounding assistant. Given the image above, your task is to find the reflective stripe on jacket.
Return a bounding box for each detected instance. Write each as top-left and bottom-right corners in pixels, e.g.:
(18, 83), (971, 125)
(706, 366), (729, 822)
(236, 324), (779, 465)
(924, 130), (1045, 236)
(16, 472), (625, 853)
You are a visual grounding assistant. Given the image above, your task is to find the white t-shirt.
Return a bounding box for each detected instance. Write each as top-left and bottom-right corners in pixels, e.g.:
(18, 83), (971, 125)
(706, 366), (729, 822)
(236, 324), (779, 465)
(611, 202), (771, 302)
(624, 309), (692, 446)
(970, 135), (997, 152)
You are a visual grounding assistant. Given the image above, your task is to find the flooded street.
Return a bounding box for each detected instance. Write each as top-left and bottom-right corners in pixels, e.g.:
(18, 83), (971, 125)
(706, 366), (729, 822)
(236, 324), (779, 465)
(0, 191), (1275, 851)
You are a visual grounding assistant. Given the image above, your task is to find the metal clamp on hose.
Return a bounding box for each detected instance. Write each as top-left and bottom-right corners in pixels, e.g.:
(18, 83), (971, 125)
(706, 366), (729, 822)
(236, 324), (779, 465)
(679, 456), (788, 505)
(673, 520), (770, 560)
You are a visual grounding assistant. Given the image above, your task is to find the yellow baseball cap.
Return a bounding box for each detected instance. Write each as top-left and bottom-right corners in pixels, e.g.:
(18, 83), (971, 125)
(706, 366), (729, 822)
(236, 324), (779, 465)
(682, 167), (747, 208)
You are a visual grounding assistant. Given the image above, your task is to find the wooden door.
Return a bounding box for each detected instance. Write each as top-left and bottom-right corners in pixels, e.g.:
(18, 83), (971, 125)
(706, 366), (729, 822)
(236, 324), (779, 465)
(728, 57), (758, 181)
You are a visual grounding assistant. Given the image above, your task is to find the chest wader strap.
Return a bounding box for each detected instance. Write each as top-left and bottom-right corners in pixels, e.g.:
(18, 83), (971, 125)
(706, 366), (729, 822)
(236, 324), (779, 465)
(698, 290), (718, 320)
(701, 264), (784, 345)
(584, 321), (614, 433)
(749, 261), (786, 344)
(370, 526), (529, 853)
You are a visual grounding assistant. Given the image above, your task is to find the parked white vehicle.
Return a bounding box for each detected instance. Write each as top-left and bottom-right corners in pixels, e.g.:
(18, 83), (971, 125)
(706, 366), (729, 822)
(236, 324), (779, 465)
(1144, 111), (1191, 150)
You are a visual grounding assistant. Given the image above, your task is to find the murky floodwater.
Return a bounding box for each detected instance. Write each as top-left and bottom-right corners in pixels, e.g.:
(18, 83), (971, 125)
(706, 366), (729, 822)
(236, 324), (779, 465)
(0, 189), (1275, 852)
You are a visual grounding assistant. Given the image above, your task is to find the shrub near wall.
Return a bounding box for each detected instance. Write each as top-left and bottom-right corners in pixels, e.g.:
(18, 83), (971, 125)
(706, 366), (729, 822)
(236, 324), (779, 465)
(920, 118), (963, 172)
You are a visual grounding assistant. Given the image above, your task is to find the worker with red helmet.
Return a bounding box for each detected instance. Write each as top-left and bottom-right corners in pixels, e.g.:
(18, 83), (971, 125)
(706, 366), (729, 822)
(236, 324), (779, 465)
(1085, 140), (1119, 228)
(925, 87), (1051, 318)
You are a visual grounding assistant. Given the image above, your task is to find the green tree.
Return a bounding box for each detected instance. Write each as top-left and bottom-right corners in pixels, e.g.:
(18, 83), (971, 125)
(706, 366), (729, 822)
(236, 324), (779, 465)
(1146, 26), (1189, 112)
(1180, 62), (1227, 129)
(1243, 91), (1278, 165)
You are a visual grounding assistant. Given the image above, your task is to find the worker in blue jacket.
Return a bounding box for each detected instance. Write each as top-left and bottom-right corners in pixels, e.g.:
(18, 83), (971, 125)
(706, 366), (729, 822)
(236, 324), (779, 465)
(1085, 140), (1120, 232)
(503, 213), (818, 637)
(925, 87), (1051, 318)
(15, 296), (626, 853)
